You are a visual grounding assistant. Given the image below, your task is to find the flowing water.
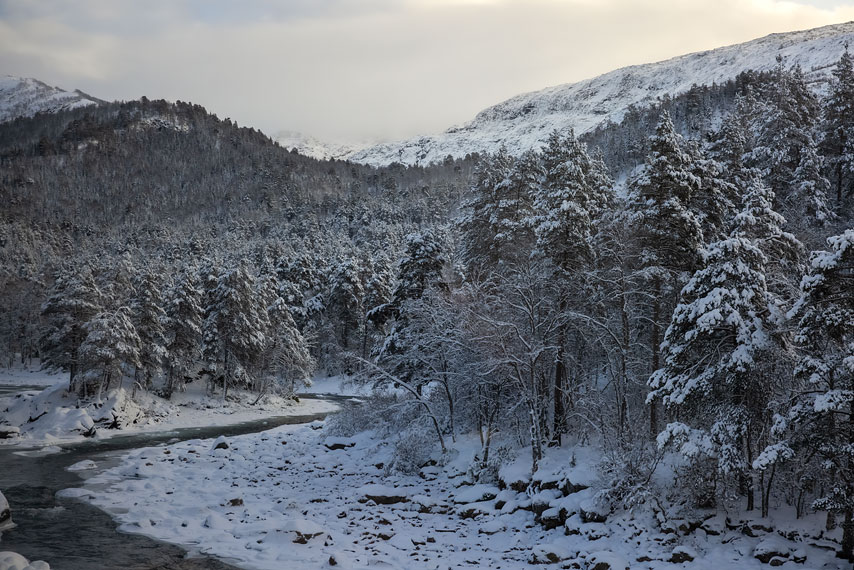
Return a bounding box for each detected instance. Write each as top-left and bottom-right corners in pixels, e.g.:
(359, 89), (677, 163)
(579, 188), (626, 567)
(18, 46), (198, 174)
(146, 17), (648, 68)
(0, 389), (350, 569)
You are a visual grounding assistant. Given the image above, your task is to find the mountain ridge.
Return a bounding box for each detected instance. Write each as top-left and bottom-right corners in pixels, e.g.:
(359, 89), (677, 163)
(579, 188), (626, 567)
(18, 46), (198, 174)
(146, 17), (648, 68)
(0, 76), (103, 123)
(296, 21), (854, 166)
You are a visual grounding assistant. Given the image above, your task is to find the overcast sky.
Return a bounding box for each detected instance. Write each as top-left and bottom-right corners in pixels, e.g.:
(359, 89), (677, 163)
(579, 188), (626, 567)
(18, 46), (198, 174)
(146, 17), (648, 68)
(1, 0), (853, 143)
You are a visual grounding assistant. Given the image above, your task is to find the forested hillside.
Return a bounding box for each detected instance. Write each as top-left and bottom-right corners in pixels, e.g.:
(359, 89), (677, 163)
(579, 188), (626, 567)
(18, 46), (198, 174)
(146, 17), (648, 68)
(3, 48), (854, 561)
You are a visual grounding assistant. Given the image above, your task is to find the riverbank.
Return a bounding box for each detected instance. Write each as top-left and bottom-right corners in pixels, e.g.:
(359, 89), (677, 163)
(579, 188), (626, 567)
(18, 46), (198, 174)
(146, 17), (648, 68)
(63, 422), (849, 570)
(0, 372), (341, 449)
(0, 398), (344, 570)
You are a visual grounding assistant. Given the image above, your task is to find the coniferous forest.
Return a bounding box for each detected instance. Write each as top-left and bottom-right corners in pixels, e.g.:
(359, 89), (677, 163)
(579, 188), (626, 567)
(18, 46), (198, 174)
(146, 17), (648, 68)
(3, 51), (854, 565)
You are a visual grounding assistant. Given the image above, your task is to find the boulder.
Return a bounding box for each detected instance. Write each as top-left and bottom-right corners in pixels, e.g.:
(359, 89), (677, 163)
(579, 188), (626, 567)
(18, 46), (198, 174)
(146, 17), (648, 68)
(210, 436), (229, 451)
(323, 437), (356, 451)
(587, 551), (629, 570)
(579, 499), (608, 523)
(0, 427), (20, 439)
(281, 519), (326, 544)
(0, 491), (12, 531)
(530, 542), (573, 564)
(753, 536), (792, 564)
(668, 546), (697, 563)
(452, 484), (499, 504)
(540, 507), (566, 530)
(357, 484), (408, 505)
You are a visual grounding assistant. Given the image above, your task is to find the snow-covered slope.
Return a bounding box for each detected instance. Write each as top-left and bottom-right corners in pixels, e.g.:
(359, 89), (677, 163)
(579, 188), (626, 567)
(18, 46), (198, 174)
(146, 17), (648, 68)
(275, 130), (364, 162)
(341, 21), (854, 166)
(0, 76), (101, 123)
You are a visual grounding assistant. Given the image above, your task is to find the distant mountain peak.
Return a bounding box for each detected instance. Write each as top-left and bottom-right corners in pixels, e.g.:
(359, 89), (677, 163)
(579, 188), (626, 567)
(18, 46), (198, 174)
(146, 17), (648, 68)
(341, 21), (854, 167)
(0, 76), (102, 123)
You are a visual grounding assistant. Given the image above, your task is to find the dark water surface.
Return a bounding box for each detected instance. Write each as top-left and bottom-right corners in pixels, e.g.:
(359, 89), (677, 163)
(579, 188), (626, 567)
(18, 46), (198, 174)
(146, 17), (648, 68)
(0, 391), (349, 569)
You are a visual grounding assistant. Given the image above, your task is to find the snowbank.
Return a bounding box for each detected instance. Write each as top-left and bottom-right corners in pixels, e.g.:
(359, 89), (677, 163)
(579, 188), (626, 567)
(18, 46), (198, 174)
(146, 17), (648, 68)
(0, 381), (338, 448)
(0, 366), (66, 387)
(65, 424), (849, 569)
(0, 552), (48, 570)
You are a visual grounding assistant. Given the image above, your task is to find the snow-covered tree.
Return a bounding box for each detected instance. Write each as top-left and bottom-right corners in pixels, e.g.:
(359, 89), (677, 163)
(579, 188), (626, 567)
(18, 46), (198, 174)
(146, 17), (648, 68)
(132, 272), (168, 392)
(164, 268), (203, 397)
(650, 236), (778, 512)
(732, 173), (803, 299)
(202, 263), (267, 398)
(40, 266), (103, 396)
(782, 229), (854, 558)
(821, 46), (854, 209)
(627, 111), (704, 435)
(79, 306), (141, 401)
(528, 129), (614, 442)
(377, 231), (447, 388)
(531, 130), (613, 271)
(459, 146), (515, 271)
(327, 257), (365, 349)
(257, 275), (314, 395)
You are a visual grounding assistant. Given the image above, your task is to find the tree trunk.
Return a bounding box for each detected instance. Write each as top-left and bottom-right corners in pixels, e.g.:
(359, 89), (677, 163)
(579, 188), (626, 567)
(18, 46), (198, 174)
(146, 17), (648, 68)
(842, 509), (854, 561)
(650, 276), (661, 438)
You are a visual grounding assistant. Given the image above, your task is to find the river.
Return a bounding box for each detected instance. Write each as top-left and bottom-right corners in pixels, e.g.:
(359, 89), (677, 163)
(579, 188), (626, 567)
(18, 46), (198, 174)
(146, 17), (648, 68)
(0, 389), (349, 569)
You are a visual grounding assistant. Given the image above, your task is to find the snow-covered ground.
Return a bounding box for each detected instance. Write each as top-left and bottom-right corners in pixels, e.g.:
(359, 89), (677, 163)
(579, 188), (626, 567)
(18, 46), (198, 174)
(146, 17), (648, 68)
(0, 366), (65, 387)
(0, 372), (339, 448)
(64, 423), (849, 569)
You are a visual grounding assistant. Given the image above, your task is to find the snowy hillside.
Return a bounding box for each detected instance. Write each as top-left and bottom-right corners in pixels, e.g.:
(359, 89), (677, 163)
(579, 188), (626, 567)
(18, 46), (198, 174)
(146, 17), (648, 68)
(336, 21), (854, 166)
(274, 130), (364, 161)
(0, 76), (101, 123)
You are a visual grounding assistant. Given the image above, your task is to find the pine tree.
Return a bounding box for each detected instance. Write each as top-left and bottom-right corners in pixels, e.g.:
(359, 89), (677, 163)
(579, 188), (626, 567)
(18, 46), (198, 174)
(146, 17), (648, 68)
(257, 275), (314, 395)
(79, 306), (141, 402)
(378, 231), (447, 388)
(628, 111), (704, 436)
(732, 173), (803, 299)
(202, 264), (267, 398)
(365, 254), (395, 327)
(40, 266), (103, 396)
(821, 45), (854, 209)
(749, 59), (828, 223)
(132, 272), (168, 392)
(459, 146), (514, 271)
(687, 142), (738, 242)
(164, 268), (203, 397)
(786, 229), (854, 559)
(391, 230), (447, 311)
(650, 235), (776, 512)
(790, 142), (834, 226)
(529, 129), (614, 443)
(327, 257), (365, 349)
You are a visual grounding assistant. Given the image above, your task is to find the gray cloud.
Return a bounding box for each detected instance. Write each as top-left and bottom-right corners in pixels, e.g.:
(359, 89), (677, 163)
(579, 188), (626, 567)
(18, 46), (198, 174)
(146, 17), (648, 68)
(1, 0), (853, 143)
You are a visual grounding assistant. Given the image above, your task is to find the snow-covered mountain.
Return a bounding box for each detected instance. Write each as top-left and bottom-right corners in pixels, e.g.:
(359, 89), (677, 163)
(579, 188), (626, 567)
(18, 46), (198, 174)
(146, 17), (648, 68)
(327, 21), (854, 167)
(274, 130), (364, 162)
(0, 76), (101, 123)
